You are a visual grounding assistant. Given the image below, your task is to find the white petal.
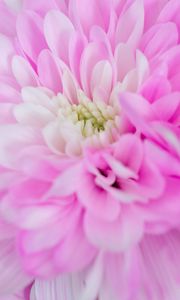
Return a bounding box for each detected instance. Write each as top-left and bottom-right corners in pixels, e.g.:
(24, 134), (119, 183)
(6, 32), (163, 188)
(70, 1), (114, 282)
(80, 254), (104, 300)
(135, 50), (149, 87)
(21, 87), (57, 113)
(31, 273), (85, 300)
(43, 121), (66, 154)
(31, 255), (103, 300)
(14, 103), (55, 127)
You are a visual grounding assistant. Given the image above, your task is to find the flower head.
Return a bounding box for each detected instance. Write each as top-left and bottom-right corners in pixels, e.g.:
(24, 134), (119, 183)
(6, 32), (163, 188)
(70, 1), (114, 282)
(0, 0), (180, 299)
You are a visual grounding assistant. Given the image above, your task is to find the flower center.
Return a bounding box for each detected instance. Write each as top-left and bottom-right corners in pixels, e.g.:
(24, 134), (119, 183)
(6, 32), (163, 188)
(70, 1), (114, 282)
(57, 90), (119, 140)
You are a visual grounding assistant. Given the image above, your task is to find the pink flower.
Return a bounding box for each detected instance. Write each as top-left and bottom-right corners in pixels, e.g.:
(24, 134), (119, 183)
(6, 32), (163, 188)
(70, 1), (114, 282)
(0, 0), (180, 299)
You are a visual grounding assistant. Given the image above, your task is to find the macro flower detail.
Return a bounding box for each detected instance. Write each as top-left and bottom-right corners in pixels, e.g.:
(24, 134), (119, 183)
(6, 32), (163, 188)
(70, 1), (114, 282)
(14, 87), (120, 156)
(0, 0), (180, 299)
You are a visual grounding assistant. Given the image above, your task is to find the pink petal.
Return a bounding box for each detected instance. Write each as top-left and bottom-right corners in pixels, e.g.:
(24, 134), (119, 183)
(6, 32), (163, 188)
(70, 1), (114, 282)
(17, 11), (47, 63)
(113, 134), (144, 174)
(121, 68), (139, 92)
(101, 250), (141, 300)
(19, 202), (80, 254)
(80, 42), (109, 96)
(1, 179), (51, 222)
(140, 75), (171, 102)
(70, 0), (112, 36)
(54, 0), (68, 14)
(143, 178), (180, 230)
(0, 75), (19, 91)
(0, 81), (21, 103)
(21, 250), (57, 278)
(62, 69), (79, 104)
(38, 49), (63, 93)
(23, 0), (57, 16)
(19, 222), (67, 256)
(17, 145), (58, 181)
(91, 60), (113, 103)
(89, 26), (113, 58)
(12, 56), (39, 87)
(0, 124), (41, 168)
(115, 43), (135, 81)
(152, 93), (180, 121)
(145, 140), (180, 177)
(103, 153), (137, 180)
(77, 171), (120, 221)
(119, 98), (161, 142)
(140, 23), (178, 59)
(123, 158), (165, 199)
(143, 0), (169, 31)
(0, 239), (31, 295)
(0, 2), (16, 37)
(4, 0), (23, 13)
(115, 0), (144, 49)
(7, 178), (49, 205)
(44, 10), (75, 64)
(160, 46), (180, 79)
(153, 123), (180, 157)
(0, 219), (17, 244)
(158, 0), (180, 40)
(84, 207), (143, 251)
(113, 0), (132, 16)
(68, 32), (87, 84)
(0, 34), (15, 75)
(138, 230), (180, 299)
(0, 103), (15, 124)
(120, 92), (154, 131)
(47, 163), (82, 197)
(0, 293), (24, 300)
(138, 160), (165, 200)
(54, 221), (97, 272)
(159, 46), (180, 91)
(18, 204), (61, 230)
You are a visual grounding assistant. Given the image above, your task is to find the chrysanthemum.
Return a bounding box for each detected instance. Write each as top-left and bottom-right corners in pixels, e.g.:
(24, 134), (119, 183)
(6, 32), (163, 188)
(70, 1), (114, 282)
(0, 0), (180, 299)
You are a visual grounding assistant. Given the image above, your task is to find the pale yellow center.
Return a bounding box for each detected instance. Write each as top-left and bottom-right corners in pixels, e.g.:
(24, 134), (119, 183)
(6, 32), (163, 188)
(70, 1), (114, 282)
(57, 90), (119, 139)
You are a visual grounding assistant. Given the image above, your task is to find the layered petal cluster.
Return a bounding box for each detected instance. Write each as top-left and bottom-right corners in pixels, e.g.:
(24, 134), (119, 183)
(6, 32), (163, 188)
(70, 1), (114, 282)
(0, 0), (180, 299)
